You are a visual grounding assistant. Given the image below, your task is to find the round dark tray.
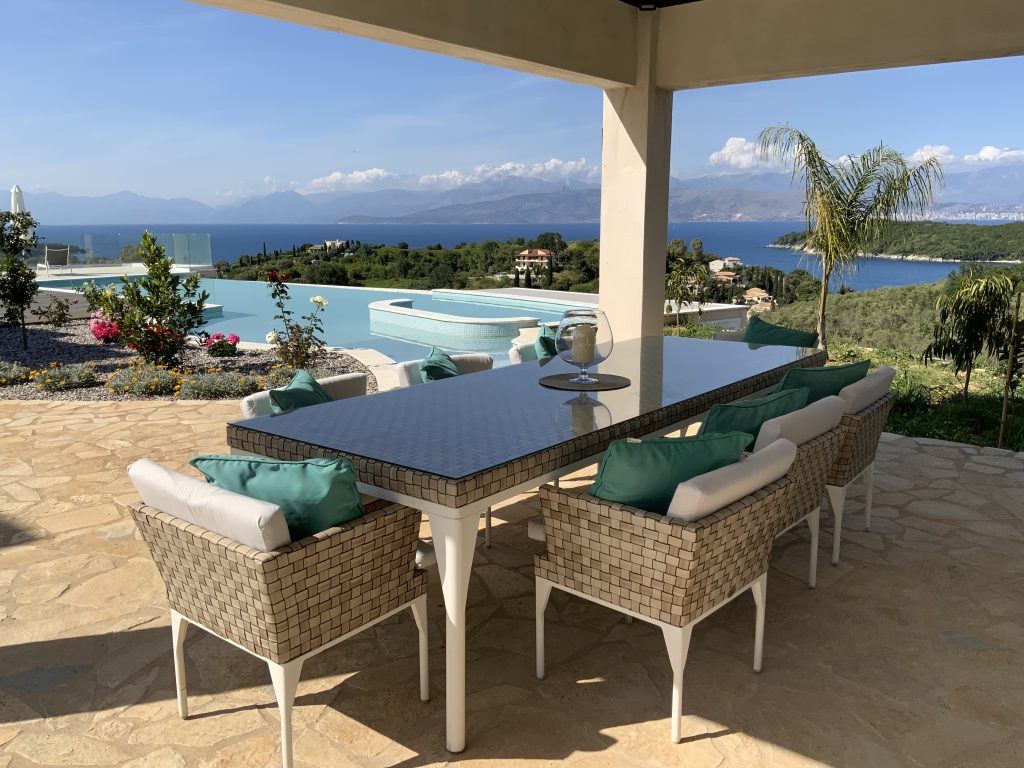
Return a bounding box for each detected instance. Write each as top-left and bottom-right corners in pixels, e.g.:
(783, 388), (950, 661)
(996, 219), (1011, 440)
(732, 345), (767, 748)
(538, 373), (631, 392)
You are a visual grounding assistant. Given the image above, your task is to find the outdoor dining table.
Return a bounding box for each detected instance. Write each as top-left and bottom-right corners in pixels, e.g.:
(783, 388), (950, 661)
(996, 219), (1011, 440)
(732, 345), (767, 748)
(226, 334), (824, 752)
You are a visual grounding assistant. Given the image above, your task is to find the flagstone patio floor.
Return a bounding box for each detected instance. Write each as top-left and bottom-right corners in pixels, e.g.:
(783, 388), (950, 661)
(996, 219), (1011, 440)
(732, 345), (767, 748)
(1, 400), (1023, 767)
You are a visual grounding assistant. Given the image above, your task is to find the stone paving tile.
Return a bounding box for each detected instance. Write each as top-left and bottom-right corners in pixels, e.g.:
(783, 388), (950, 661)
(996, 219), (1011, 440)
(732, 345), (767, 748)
(2, 399), (1024, 766)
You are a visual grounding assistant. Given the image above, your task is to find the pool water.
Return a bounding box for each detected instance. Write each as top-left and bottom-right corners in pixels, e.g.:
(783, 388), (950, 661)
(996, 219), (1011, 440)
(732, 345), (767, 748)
(199, 280), (569, 362)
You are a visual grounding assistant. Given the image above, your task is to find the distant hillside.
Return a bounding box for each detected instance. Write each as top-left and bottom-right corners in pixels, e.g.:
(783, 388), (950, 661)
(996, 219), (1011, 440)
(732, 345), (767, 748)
(774, 221), (1024, 261)
(12, 164), (1024, 224)
(339, 186), (803, 224)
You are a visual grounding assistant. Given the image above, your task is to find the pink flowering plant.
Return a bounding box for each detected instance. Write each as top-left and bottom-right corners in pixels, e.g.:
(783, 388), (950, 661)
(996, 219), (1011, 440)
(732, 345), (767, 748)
(203, 331), (240, 358)
(89, 309), (122, 343)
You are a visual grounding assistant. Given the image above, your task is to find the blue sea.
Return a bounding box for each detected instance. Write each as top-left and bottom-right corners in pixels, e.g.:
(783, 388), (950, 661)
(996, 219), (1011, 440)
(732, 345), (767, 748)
(34, 221), (973, 292)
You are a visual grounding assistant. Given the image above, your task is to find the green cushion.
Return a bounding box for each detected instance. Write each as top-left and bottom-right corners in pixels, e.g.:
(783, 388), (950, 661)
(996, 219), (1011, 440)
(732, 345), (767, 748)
(189, 455), (364, 541)
(589, 431), (752, 515)
(534, 325), (557, 360)
(699, 388), (810, 450)
(776, 360), (871, 403)
(268, 369), (332, 414)
(418, 347), (462, 381)
(743, 315), (819, 348)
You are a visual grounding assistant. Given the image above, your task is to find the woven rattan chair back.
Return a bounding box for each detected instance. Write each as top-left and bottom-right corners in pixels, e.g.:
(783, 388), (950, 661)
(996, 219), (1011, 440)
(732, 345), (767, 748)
(828, 393), (894, 487)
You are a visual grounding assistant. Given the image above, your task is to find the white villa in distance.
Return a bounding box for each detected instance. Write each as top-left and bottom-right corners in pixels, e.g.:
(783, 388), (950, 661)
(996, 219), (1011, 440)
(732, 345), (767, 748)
(516, 248), (553, 273)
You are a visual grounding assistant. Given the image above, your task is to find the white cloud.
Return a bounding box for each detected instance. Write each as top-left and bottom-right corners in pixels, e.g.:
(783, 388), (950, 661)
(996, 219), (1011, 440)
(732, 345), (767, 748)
(708, 137), (762, 170)
(909, 145), (955, 164)
(299, 168), (400, 193)
(964, 145), (1024, 164)
(419, 157), (598, 188)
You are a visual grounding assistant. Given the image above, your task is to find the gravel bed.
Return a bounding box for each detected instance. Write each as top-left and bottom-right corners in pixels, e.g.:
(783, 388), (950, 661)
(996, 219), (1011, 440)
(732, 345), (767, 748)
(0, 321), (376, 401)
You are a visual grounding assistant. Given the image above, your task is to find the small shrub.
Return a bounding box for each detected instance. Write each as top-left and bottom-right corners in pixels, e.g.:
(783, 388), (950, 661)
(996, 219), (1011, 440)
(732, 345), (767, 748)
(177, 371), (262, 400)
(203, 332), (240, 358)
(0, 361), (32, 386)
(664, 323), (717, 340)
(106, 364), (181, 396)
(89, 309), (122, 344)
(32, 362), (99, 392)
(33, 295), (78, 328)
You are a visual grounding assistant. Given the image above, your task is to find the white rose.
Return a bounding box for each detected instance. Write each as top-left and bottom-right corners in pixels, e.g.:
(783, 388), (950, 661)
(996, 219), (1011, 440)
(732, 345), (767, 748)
(265, 330), (280, 344)
(310, 295), (328, 308)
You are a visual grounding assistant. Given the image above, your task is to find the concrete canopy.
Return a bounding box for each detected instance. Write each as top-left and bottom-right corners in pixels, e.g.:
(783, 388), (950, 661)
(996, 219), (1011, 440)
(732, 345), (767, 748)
(197, 0), (1024, 91)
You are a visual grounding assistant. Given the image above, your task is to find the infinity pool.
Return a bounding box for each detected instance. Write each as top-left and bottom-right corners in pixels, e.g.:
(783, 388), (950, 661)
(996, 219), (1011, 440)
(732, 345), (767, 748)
(198, 280), (572, 362)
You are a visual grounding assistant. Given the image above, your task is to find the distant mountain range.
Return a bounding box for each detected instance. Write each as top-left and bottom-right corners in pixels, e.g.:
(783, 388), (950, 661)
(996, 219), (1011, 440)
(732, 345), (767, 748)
(11, 166), (1024, 225)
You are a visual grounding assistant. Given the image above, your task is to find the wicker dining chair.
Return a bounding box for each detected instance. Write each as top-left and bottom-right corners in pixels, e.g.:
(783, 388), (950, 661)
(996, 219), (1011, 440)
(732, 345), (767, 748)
(826, 366), (897, 564)
(128, 460), (429, 768)
(753, 396), (848, 588)
(535, 438), (798, 743)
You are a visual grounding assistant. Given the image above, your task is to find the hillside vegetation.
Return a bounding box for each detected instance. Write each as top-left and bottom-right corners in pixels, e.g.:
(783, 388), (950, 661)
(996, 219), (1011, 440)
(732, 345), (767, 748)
(774, 221), (1024, 261)
(765, 280), (947, 354)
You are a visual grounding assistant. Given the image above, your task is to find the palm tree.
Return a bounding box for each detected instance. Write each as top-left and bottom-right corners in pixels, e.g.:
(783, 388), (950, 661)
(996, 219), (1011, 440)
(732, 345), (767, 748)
(757, 126), (943, 348)
(924, 271), (1015, 404)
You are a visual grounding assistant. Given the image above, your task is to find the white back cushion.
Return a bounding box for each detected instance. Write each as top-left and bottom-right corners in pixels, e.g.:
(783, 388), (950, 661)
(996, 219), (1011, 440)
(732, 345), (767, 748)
(239, 372), (367, 418)
(394, 353), (494, 387)
(453, 353), (494, 374)
(839, 365), (896, 414)
(666, 438), (797, 522)
(753, 395), (846, 451)
(128, 459), (291, 551)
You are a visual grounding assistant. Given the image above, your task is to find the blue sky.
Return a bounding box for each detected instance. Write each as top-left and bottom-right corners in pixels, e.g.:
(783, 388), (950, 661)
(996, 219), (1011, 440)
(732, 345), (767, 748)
(2, 0), (1023, 204)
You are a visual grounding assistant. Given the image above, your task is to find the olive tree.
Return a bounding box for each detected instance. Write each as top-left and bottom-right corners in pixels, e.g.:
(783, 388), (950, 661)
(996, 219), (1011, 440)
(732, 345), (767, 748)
(0, 212), (40, 350)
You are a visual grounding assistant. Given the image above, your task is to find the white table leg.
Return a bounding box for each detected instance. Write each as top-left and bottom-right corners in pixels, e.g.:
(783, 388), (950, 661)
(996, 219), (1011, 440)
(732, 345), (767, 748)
(428, 511), (480, 753)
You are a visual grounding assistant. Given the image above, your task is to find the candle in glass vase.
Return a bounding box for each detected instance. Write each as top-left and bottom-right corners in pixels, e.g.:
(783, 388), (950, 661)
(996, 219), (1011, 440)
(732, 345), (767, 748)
(571, 323), (596, 364)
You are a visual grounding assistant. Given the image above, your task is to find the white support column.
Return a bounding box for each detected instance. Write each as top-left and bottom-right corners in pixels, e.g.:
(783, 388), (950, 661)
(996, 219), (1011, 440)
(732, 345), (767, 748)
(599, 11), (673, 343)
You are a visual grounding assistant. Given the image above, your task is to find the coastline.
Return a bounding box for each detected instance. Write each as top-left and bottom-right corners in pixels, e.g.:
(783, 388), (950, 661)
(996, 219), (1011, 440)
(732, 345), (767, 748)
(765, 243), (1022, 265)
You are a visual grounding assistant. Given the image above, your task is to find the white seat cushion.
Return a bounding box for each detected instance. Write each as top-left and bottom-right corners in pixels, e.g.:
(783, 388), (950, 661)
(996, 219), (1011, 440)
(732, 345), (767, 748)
(753, 395), (846, 451)
(128, 459), (291, 551)
(666, 438), (797, 522)
(838, 366), (896, 414)
(527, 516), (546, 541)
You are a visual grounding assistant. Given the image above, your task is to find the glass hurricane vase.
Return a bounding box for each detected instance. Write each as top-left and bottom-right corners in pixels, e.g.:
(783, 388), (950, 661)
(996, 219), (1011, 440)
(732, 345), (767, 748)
(555, 308), (613, 384)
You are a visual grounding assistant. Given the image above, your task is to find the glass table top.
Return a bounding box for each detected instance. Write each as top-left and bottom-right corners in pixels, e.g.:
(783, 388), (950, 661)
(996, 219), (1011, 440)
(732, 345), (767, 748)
(231, 336), (820, 481)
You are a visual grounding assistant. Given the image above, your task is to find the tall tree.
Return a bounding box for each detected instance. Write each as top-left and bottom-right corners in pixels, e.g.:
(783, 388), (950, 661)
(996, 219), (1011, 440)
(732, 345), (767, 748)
(757, 125), (943, 348)
(924, 271), (1015, 404)
(0, 212), (40, 350)
(665, 259), (709, 326)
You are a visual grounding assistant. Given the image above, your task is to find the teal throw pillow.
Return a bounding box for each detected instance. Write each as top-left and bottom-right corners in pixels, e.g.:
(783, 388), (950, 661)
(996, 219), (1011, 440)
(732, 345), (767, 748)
(699, 388), (810, 450)
(590, 431), (752, 515)
(189, 455), (364, 541)
(776, 360), (871, 403)
(268, 369), (331, 414)
(534, 325), (557, 360)
(418, 347), (462, 381)
(743, 315), (819, 348)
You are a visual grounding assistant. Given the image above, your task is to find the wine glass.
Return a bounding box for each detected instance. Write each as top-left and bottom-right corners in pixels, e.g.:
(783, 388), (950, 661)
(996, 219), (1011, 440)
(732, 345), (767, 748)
(555, 308), (613, 384)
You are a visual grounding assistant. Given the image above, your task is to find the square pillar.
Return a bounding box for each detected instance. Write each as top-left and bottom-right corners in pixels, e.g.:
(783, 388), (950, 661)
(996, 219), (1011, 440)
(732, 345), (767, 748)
(599, 12), (672, 342)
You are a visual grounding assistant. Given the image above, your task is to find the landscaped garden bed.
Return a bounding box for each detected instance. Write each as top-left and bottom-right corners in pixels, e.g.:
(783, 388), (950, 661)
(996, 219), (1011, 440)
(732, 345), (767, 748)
(0, 320), (373, 401)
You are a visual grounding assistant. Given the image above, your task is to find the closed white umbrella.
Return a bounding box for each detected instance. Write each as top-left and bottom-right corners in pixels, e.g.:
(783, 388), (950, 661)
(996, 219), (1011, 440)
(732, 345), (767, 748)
(11, 185), (25, 213)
